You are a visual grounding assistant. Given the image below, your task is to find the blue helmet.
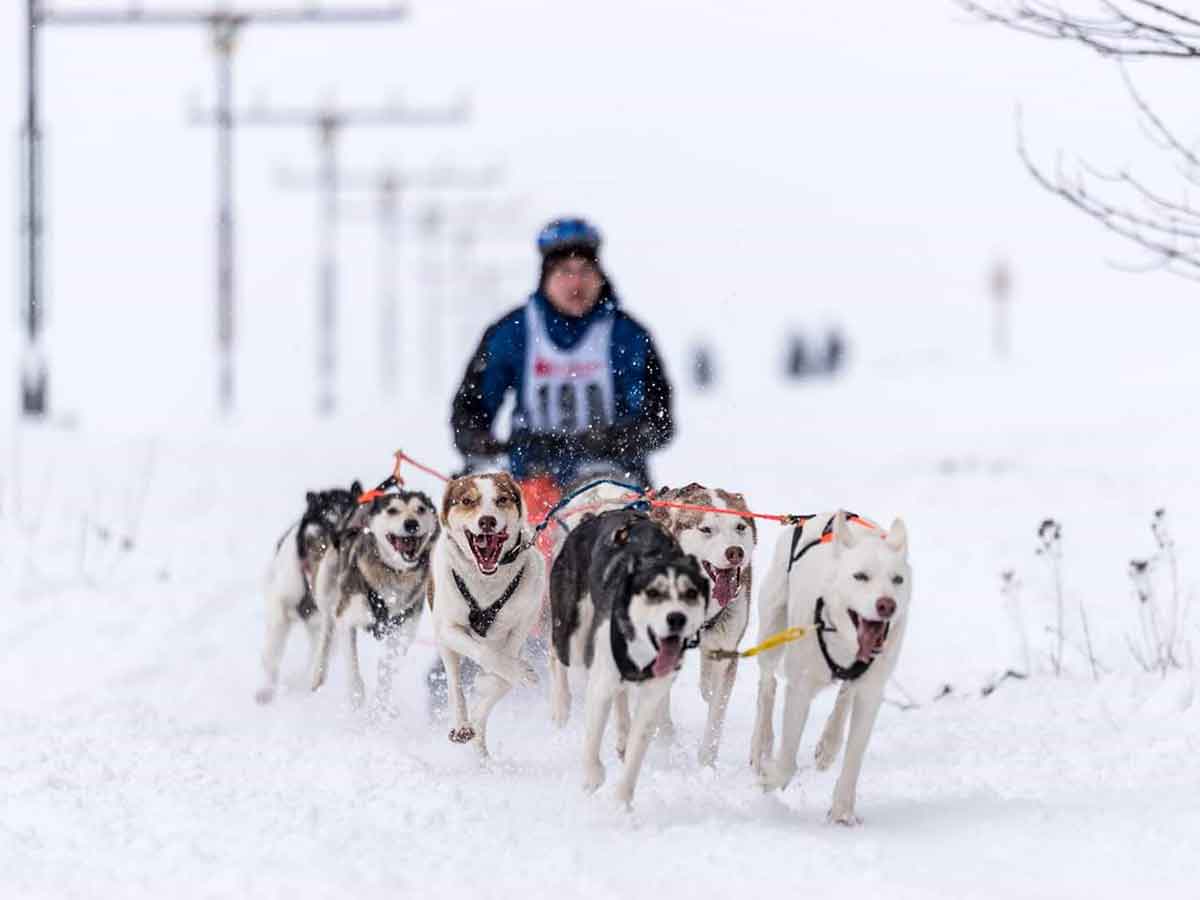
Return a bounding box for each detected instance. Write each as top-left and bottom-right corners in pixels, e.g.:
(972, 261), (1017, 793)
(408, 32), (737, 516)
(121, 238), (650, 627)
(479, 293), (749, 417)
(536, 217), (602, 257)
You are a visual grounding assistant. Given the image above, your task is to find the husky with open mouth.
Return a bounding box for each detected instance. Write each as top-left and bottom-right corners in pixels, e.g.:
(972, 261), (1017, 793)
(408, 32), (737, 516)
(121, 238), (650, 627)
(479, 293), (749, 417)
(751, 510), (911, 826)
(549, 508), (709, 808)
(430, 473), (545, 757)
(308, 490), (440, 710)
(649, 483), (757, 766)
(255, 481), (362, 705)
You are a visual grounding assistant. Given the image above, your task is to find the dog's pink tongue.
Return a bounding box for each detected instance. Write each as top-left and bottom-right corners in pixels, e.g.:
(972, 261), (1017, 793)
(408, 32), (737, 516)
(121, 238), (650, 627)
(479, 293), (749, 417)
(712, 569), (737, 608)
(856, 619), (888, 663)
(652, 637), (683, 677)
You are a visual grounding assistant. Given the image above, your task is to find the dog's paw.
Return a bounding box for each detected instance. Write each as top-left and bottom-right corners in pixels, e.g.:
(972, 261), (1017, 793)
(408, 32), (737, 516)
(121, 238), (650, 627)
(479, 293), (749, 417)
(349, 680), (366, 710)
(814, 738), (839, 771)
(448, 725), (477, 744)
(758, 760), (796, 793)
(698, 743), (717, 769)
(253, 686), (275, 705)
(827, 807), (862, 827)
(583, 762), (606, 794)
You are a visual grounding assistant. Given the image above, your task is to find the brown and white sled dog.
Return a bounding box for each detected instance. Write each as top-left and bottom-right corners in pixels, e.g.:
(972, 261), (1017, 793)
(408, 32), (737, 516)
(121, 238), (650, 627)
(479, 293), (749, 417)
(256, 481), (361, 704)
(649, 483), (757, 766)
(549, 509), (710, 808)
(430, 473), (544, 756)
(308, 490), (439, 710)
(750, 510), (911, 825)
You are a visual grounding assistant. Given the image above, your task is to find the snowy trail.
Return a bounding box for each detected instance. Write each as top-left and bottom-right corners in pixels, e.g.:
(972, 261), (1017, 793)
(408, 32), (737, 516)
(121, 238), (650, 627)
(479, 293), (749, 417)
(3, 356), (1199, 898)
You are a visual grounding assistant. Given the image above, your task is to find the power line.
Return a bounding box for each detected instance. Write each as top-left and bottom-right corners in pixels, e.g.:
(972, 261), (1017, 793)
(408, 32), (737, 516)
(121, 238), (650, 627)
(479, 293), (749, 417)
(279, 162), (502, 397)
(22, 2), (408, 418)
(200, 99), (470, 414)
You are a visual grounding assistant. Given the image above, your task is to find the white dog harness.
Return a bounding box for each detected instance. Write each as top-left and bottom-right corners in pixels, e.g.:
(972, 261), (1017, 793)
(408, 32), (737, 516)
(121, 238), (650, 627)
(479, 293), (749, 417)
(519, 298), (616, 433)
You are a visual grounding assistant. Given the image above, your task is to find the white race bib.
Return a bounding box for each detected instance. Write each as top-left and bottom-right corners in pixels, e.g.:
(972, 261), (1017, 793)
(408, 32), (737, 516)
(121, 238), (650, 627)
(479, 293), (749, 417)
(519, 298), (615, 433)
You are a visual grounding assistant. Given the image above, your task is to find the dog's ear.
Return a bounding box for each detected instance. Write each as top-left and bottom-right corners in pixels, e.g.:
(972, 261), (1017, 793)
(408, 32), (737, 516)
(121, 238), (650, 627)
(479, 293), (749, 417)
(885, 518), (908, 556)
(350, 480), (363, 498)
(832, 510), (859, 553)
(306, 491), (318, 508)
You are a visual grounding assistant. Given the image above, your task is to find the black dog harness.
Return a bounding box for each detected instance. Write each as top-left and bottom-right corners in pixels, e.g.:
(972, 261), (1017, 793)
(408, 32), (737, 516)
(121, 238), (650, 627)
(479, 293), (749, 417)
(367, 587), (423, 641)
(814, 597), (891, 681)
(452, 566), (527, 637)
(786, 513), (889, 681)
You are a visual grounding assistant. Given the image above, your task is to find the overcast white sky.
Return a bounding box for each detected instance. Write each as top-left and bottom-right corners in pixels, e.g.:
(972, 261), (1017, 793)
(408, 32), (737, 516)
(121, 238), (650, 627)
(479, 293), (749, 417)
(3, 0), (1198, 429)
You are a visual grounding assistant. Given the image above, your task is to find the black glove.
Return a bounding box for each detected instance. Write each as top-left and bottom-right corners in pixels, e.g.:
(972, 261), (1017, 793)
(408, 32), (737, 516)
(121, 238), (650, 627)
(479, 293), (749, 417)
(510, 430), (580, 462)
(458, 429), (508, 458)
(579, 425), (630, 459)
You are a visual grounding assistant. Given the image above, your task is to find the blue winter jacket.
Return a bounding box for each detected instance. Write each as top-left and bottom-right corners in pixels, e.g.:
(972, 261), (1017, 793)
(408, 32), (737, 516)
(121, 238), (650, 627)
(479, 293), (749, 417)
(450, 291), (674, 486)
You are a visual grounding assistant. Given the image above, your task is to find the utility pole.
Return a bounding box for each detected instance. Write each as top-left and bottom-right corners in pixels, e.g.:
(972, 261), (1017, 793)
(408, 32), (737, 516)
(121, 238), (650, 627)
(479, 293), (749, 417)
(218, 100), (470, 414)
(989, 258), (1013, 360)
(282, 163), (502, 398)
(416, 198), (526, 393)
(21, 1), (45, 416)
(26, 3), (408, 418)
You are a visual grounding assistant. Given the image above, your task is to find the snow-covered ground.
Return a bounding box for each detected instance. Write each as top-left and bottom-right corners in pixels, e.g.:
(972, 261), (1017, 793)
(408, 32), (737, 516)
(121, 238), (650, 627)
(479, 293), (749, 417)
(3, 335), (1199, 899)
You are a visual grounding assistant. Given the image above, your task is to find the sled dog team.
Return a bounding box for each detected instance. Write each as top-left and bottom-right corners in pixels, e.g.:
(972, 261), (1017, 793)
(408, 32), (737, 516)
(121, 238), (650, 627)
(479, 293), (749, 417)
(258, 472), (912, 824)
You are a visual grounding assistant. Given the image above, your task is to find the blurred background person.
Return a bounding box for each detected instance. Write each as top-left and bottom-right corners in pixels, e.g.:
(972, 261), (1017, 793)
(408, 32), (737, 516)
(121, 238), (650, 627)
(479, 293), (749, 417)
(449, 216), (674, 522)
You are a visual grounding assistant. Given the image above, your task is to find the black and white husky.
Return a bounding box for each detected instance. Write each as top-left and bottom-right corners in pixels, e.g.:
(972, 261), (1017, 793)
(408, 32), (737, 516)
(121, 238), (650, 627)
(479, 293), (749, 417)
(309, 490), (440, 710)
(255, 482), (361, 705)
(549, 509), (710, 808)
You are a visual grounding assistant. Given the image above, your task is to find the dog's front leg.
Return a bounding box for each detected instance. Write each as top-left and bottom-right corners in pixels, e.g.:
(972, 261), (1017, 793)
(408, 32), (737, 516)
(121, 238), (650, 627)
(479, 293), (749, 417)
(613, 691), (631, 761)
(373, 632), (401, 714)
(828, 685), (884, 826)
(761, 676), (819, 792)
(255, 611), (291, 704)
(656, 688), (676, 741)
(440, 648), (474, 743)
(582, 672), (616, 793)
(344, 625), (365, 709)
(815, 681), (854, 771)
(549, 652), (571, 727)
(309, 611), (335, 693)
(469, 672), (512, 759)
(699, 656), (738, 768)
(749, 671), (777, 773)
(614, 679), (672, 809)
(374, 619), (417, 716)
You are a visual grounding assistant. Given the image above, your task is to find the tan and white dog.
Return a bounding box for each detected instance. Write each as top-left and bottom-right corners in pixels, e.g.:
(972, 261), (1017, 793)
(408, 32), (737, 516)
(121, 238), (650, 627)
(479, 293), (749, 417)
(751, 510), (911, 825)
(649, 483), (757, 766)
(430, 473), (544, 756)
(309, 491), (440, 710)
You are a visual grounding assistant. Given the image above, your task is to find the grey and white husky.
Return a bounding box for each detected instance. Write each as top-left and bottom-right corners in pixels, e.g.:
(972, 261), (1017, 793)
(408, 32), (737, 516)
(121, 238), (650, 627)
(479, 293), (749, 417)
(309, 490), (440, 710)
(255, 482), (361, 705)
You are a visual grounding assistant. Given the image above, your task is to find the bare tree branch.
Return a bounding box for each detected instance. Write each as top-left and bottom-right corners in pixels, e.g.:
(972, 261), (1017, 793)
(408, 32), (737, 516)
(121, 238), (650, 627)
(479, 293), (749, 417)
(956, 1), (1200, 57)
(963, 5), (1200, 278)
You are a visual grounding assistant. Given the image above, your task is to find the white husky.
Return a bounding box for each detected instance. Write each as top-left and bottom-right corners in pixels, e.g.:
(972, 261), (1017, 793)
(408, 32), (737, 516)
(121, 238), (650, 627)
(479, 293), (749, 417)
(750, 510), (911, 825)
